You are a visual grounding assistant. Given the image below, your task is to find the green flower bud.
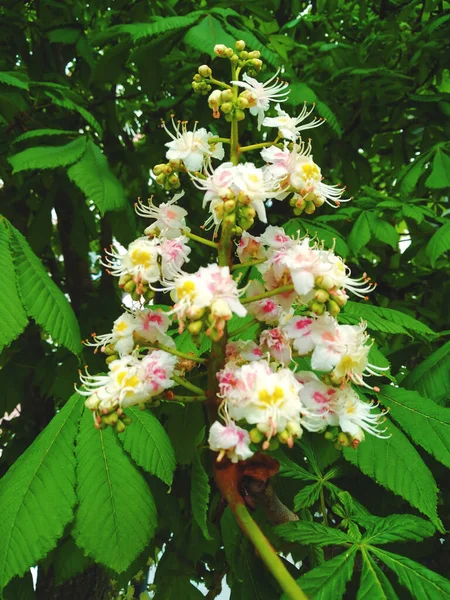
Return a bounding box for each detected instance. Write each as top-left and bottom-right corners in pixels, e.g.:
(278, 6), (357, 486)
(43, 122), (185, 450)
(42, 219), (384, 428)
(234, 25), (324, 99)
(327, 299), (340, 316)
(304, 201), (316, 215)
(167, 173), (180, 186)
(102, 412), (118, 426)
(236, 97), (249, 109)
(144, 289), (155, 302)
(234, 108), (245, 121)
(230, 54), (239, 64)
(324, 430), (336, 441)
(115, 420), (126, 434)
(224, 113), (234, 122)
(314, 289), (330, 303)
(293, 206), (304, 216)
(118, 273), (132, 287)
(337, 432), (350, 447)
(225, 48), (234, 58)
(310, 300), (325, 315)
(123, 280), (136, 294)
(131, 290), (141, 302)
(268, 438), (280, 451)
(278, 430), (291, 445)
(313, 196), (325, 207)
(221, 89), (233, 102)
(193, 73), (202, 82)
(224, 199), (236, 213)
(239, 217), (254, 231)
(153, 164), (166, 175)
(248, 50), (261, 59)
(122, 416), (132, 426)
(315, 275), (334, 290)
(188, 321), (203, 336)
(214, 203), (225, 218)
(251, 58), (263, 70)
(220, 102), (233, 114)
(105, 354), (119, 365)
(155, 173), (166, 186)
(102, 343), (117, 356)
(239, 51), (249, 60)
(249, 428), (265, 444)
(198, 64), (212, 78)
(239, 205), (256, 219)
(169, 159), (183, 169)
(235, 40), (246, 51)
(214, 44), (228, 56)
(232, 226), (243, 236)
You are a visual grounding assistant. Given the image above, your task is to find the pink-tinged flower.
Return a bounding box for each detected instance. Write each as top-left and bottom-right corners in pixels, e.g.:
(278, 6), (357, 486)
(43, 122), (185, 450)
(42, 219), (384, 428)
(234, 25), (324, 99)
(135, 191), (189, 239)
(163, 118), (224, 171)
(283, 316), (315, 355)
(233, 162), (279, 223)
(208, 420), (254, 463)
(140, 350), (177, 394)
(226, 340), (264, 363)
(260, 328), (292, 366)
(299, 379), (338, 432)
(102, 237), (161, 285)
(159, 236), (191, 279)
(84, 311), (137, 356)
(313, 251), (376, 299)
(259, 225), (293, 251)
(263, 103), (324, 141)
(236, 232), (265, 263)
(245, 280), (287, 324)
(134, 308), (175, 348)
(232, 71), (290, 129)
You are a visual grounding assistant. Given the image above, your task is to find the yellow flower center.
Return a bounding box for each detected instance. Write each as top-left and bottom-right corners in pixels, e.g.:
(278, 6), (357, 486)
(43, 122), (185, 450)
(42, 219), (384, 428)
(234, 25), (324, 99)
(130, 248), (152, 269)
(177, 280), (196, 299)
(248, 174), (260, 183)
(115, 320), (129, 333)
(117, 371), (140, 389)
(301, 162), (320, 179)
(259, 386), (284, 405)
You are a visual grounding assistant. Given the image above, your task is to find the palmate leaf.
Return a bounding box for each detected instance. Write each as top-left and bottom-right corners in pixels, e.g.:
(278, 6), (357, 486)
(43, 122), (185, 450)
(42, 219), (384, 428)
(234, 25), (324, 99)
(0, 392), (83, 590)
(67, 139), (127, 215)
(425, 148), (450, 189)
(370, 547), (450, 600)
(52, 537), (91, 586)
(184, 15), (236, 55)
(0, 71), (29, 90)
(8, 136), (86, 173)
(0, 220), (28, 353)
(426, 221), (450, 267)
(378, 385), (450, 468)
(402, 340), (450, 405)
(348, 212), (372, 255)
(282, 547), (358, 600)
(43, 90), (103, 136)
(9, 223), (82, 355)
(121, 407), (176, 486)
(365, 213), (399, 249)
(190, 451), (211, 540)
(357, 550), (398, 600)
(343, 418), (442, 529)
(276, 521), (351, 547)
(293, 482), (321, 510)
(12, 128), (78, 144)
(73, 410), (157, 573)
(361, 514), (435, 545)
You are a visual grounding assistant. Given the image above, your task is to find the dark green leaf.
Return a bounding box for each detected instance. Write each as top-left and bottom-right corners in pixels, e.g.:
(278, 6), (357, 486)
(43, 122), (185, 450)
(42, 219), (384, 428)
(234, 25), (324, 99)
(190, 451), (211, 540)
(357, 549), (398, 600)
(362, 514), (435, 545)
(8, 137), (86, 173)
(402, 341), (450, 404)
(276, 521), (351, 547)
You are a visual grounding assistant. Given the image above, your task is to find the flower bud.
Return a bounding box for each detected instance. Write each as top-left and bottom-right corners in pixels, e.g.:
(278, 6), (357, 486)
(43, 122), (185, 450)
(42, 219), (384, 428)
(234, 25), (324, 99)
(248, 50), (261, 59)
(225, 47), (234, 58)
(102, 343), (117, 356)
(337, 432), (351, 447)
(118, 273), (132, 287)
(193, 73), (202, 82)
(232, 226), (243, 236)
(214, 203), (225, 218)
(239, 51), (249, 60)
(327, 300), (340, 316)
(235, 40), (246, 51)
(324, 430), (336, 441)
(214, 44), (227, 56)
(221, 89), (233, 102)
(251, 58), (263, 70)
(155, 173), (166, 186)
(236, 97), (249, 109)
(230, 54), (239, 64)
(220, 102), (233, 115)
(249, 427), (265, 444)
(313, 196), (325, 207)
(239, 205), (256, 219)
(314, 289), (330, 303)
(224, 199), (236, 213)
(304, 201), (316, 215)
(153, 164), (166, 176)
(268, 438), (280, 451)
(187, 306), (205, 320)
(286, 421), (302, 437)
(315, 275), (334, 290)
(122, 416), (132, 426)
(144, 289), (155, 302)
(234, 108), (245, 121)
(188, 320), (203, 336)
(105, 354), (119, 365)
(211, 298), (232, 320)
(278, 430), (291, 445)
(168, 173), (180, 186)
(198, 64), (212, 78)
(103, 412), (118, 426)
(85, 393), (100, 411)
(115, 420), (126, 434)
(293, 206), (304, 216)
(310, 300), (325, 315)
(208, 89), (222, 108)
(123, 280), (136, 294)
(239, 217), (254, 231)
(240, 90), (257, 106)
(131, 290), (141, 302)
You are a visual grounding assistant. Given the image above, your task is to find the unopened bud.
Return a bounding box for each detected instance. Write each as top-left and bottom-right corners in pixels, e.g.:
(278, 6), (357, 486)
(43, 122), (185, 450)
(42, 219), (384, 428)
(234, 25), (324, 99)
(208, 89), (222, 108)
(337, 432), (350, 447)
(167, 173), (180, 186)
(313, 196), (325, 207)
(102, 343), (117, 356)
(315, 275), (334, 290)
(144, 289), (155, 302)
(220, 102), (233, 114)
(123, 280), (136, 294)
(235, 40), (246, 51)
(327, 300), (340, 316)
(268, 438), (280, 451)
(234, 108), (245, 121)
(278, 430), (291, 445)
(240, 90), (257, 106)
(105, 354), (119, 365)
(155, 173), (166, 186)
(188, 320), (203, 336)
(240, 205), (256, 219)
(224, 199), (235, 213)
(187, 306), (205, 320)
(115, 420), (126, 434)
(225, 48), (234, 58)
(310, 301), (325, 315)
(236, 97), (249, 109)
(214, 203), (224, 218)
(314, 289), (330, 303)
(249, 428), (265, 444)
(214, 44), (227, 56)
(153, 164), (165, 176)
(118, 273), (132, 287)
(131, 290), (141, 302)
(293, 206), (304, 216)
(193, 73), (202, 82)
(239, 51), (249, 60)
(122, 416), (132, 426)
(239, 217), (254, 231)
(103, 412), (119, 426)
(248, 50), (261, 59)
(324, 430), (336, 441)
(198, 64), (212, 78)
(286, 421), (302, 437)
(251, 58), (263, 70)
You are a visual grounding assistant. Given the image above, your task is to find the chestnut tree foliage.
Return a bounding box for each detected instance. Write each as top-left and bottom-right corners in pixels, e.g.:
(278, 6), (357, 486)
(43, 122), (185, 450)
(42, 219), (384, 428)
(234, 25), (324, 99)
(0, 1), (450, 599)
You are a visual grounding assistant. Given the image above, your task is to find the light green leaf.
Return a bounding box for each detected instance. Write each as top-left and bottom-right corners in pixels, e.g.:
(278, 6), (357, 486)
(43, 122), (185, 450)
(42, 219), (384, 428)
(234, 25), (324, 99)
(184, 15), (236, 55)
(348, 212), (371, 255)
(357, 550), (398, 600)
(402, 340), (450, 404)
(425, 148), (450, 189)
(67, 140), (126, 214)
(362, 514), (435, 545)
(370, 547), (450, 600)
(8, 137), (86, 173)
(9, 224), (82, 354)
(190, 451), (211, 540)
(0, 392), (83, 590)
(343, 418), (441, 529)
(342, 302), (435, 337)
(73, 410), (157, 573)
(426, 221), (450, 267)
(284, 547), (357, 600)
(284, 218), (349, 257)
(92, 14), (202, 44)
(402, 204), (424, 224)
(293, 483), (322, 510)
(276, 521), (351, 547)
(12, 129), (78, 144)
(121, 407), (176, 486)
(366, 213), (399, 249)
(378, 385), (450, 468)
(0, 72), (29, 90)
(0, 220), (28, 353)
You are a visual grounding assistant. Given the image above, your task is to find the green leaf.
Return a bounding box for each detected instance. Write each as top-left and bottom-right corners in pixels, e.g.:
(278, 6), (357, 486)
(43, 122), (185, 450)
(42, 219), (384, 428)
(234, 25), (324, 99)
(397, 153), (429, 197)
(73, 410), (157, 573)
(223, 24), (280, 66)
(12, 129), (78, 144)
(0, 220), (28, 353)
(378, 385), (450, 468)
(284, 218), (349, 258)
(3, 571), (35, 600)
(402, 340), (450, 404)
(67, 140), (127, 214)
(402, 204), (424, 224)
(284, 547), (357, 600)
(184, 15), (236, 55)
(366, 213), (399, 249)
(92, 14), (202, 44)
(357, 550), (398, 600)
(348, 213), (371, 255)
(0, 392), (83, 590)
(276, 453), (316, 481)
(425, 148), (450, 189)
(43, 90), (103, 136)
(8, 137), (86, 173)
(276, 521), (351, 547)
(362, 514), (435, 545)
(370, 547), (450, 599)
(0, 72), (29, 90)
(343, 418), (441, 529)
(426, 221), (450, 267)
(293, 483), (321, 510)
(121, 407), (176, 486)
(9, 224), (82, 354)
(190, 451), (211, 540)
(52, 537), (92, 586)
(220, 506), (240, 575)
(342, 302), (435, 337)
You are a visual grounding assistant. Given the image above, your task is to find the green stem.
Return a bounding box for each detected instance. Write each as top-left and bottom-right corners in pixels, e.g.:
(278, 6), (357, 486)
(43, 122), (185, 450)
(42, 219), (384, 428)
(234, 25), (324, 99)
(169, 394), (207, 403)
(241, 284), (294, 305)
(319, 486), (328, 527)
(228, 318), (259, 338)
(209, 137), (231, 144)
(240, 140), (282, 153)
(234, 504), (308, 600)
(231, 258), (267, 271)
(206, 77), (232, 90)
(182, 229), (218, 249)
(146, 342), (207, 364)
(172, 374), (205, 395)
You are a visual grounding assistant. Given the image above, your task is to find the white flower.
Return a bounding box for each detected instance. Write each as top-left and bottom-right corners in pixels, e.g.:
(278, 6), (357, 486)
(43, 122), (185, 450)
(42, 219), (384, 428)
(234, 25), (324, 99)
(263, 103), (324, 140)
(134, 308), (175, 348)
(283, 315), (315, 355)
(103, 237), (161, 285)
(236, 232), (265, 263)
(233, 163), (279, 223)
(85, 311), (137, 356)
(199, 264), (247, 319)
(245, 280), (285, 325)
(226, 340), (264, 363)
(313, 251), (376, 298)
(260, 328), (292, 366)
(259, 225), (293, 251)
(159, 236), (191, 280)
(332, 386), (388, 441)
(232, 71), (290, 129)
(135, 191), (189, 239)
(208, 420), (254, 463)
(163, 118), (224, 171)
